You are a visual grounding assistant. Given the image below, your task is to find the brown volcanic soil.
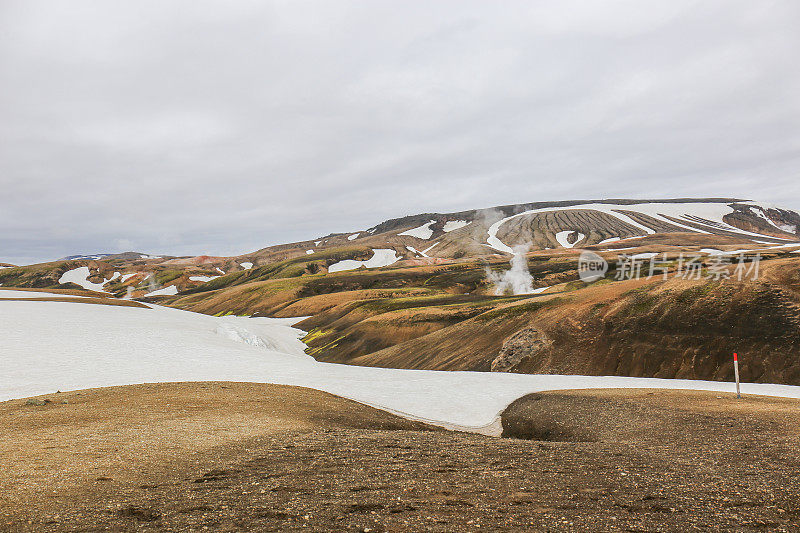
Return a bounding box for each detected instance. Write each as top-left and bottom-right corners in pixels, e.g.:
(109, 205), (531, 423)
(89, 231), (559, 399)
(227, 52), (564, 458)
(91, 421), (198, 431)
(3, 386), (800, 532)
(0, 382), (434, 531)
(0, 296), (149, 308)
(321, 256), (800, 386)
(0, 287), (109, 298)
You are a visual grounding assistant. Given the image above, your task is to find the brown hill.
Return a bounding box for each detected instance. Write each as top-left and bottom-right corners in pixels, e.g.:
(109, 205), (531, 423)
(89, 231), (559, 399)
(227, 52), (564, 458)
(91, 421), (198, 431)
(4, 386), (800, 531)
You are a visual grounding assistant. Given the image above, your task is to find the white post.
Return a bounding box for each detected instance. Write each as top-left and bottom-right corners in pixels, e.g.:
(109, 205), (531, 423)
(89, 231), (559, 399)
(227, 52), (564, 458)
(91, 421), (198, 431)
(733, 352), (741, 399)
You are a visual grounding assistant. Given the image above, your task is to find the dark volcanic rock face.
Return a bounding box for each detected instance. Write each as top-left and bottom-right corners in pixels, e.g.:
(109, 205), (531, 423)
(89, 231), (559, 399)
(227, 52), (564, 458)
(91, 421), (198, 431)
(514, 279), (800, 384)
(491, 327), (552, 372)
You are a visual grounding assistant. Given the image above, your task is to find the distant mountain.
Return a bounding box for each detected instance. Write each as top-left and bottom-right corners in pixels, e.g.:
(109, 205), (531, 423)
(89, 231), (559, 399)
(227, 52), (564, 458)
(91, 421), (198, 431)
(59, 252), (167, 261)
(4, 197), (800, 386)
(3, 198), (799, 299)
(60, 253), (113, 261)
(247, 197), (799, 263)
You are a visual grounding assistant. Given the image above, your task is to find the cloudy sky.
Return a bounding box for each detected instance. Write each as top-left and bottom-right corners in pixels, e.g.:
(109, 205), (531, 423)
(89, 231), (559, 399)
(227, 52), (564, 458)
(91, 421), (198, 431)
(1, 1), (799, 264)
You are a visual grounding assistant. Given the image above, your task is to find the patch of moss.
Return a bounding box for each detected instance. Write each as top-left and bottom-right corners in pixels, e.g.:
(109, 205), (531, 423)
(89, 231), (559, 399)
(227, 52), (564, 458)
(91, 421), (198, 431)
(476, 298), (561, 321)
(620, 287), (660, 316)
(674, 282), (716, 305)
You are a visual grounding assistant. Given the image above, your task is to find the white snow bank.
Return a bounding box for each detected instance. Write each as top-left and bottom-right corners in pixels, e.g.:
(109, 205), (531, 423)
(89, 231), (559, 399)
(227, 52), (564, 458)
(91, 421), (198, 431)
(700, 248), (756, 256)
(406, 246), (427, 258)
(2, 300), (800, 434)
(120, 273), (137, 283)
(58, 267), (117, 293)
(399, 221), (435, 240)
(189, 276), (220, 283)
(306, 250), (315, 255)
(328, 249), (400, 273)
(421, 242), (439, 255)
(555, 231), (585, 249)
(240, 262), (253, 270)
(767, 242), (800, 250)
(347, 233), (360, 241)
(598, 237), (621, 245)
(443, 220), (470, 232)
(213, 321), (302, 354)
(631, 252), (659, 260)
(144, 285), (178, 297)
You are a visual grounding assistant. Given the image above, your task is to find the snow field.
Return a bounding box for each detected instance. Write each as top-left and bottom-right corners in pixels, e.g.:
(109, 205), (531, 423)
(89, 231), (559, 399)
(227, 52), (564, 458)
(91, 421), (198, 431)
(327, 249), (400, 273)
(3, 299), (800, 435)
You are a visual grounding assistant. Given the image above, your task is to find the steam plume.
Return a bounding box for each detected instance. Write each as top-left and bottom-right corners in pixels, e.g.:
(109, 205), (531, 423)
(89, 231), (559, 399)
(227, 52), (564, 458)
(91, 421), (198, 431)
(486, 244), (534, 295)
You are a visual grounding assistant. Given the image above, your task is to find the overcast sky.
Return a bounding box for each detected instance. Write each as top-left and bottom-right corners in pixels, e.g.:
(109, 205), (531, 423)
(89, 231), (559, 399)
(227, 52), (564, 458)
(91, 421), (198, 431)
(1, 1), (799, 264)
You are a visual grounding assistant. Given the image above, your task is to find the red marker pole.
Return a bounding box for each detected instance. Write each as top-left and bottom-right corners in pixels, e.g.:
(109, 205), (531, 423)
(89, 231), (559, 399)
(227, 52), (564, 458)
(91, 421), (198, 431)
(733, 353), (741, 399)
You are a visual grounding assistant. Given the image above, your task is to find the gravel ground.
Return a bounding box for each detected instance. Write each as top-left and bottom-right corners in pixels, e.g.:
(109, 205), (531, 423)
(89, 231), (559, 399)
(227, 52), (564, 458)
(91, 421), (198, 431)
(2, 385), (799, 532)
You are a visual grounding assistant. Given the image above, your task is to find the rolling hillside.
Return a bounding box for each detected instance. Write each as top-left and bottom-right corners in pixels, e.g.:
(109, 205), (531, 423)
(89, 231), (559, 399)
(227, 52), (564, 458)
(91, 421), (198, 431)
(2, 197), (800, 385)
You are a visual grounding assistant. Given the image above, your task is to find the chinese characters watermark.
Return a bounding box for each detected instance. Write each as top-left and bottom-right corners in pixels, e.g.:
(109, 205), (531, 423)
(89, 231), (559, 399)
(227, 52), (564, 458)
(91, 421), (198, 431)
(578, 251), (761, 282)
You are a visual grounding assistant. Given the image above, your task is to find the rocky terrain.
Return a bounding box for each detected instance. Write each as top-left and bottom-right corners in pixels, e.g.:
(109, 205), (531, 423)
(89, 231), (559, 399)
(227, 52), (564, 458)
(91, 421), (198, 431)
(2, 385), (799, 532)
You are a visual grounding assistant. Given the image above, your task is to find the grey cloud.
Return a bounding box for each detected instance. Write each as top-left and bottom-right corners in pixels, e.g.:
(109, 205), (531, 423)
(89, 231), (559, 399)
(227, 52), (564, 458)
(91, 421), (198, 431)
(1, 0), (799, 264)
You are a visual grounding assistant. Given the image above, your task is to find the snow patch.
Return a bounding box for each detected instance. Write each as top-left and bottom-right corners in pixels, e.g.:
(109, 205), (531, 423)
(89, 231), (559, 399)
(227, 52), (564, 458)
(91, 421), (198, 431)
(306, 250), (315, 255)
(399, 221), (435, 240)
(421, 242), (439, 256)
(58, 267), (117, 293)
(328, 249), (400, 273)
(443, 220), (470, 232)
(347, 233), (360, 241)
(189, 276), (220, 283)
(144, 285), (178, 297)
(240, 262), (253, 270)
(555, 231), (585, 249)
(630, 252), (659, 260)
(405, 246), (427, 258)
(700, 248), (755, 256)
(120, 273), (137, 283)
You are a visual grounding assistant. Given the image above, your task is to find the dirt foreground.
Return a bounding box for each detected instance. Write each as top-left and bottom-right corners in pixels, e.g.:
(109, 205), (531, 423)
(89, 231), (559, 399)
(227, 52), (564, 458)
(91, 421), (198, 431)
(2, 384), (800, 532)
